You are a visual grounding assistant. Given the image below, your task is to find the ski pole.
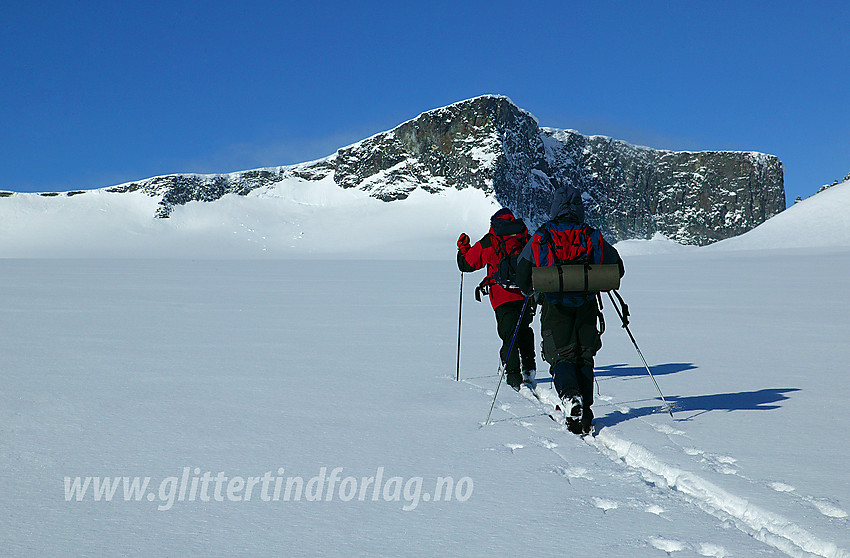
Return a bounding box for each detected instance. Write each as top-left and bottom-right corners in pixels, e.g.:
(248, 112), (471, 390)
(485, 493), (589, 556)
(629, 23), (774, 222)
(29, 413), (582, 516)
(607, 291), (675, 418)
(485, 296), (531, 425)
(484, 364), (507, 427)
(456, 273), (463, 382)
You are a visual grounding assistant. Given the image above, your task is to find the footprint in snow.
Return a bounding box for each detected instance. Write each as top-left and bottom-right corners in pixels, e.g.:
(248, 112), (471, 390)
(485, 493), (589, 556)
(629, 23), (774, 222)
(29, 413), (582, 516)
(653, 423), (686, 436)
(551, 465), (593, 481)
(645, 505), (665, 515)
(648, 537), (686, 554)
(696, 542), (729, 557)
(710, 454), (738, 474)
(593, 497), (618, 512)
(566, 467), (592, 480)
(769, 482), (796, 493)
(811, 498), (848, 519)
(539, 438), (558, 450)
(768, 481), (848, 518)
(683, 448), (739, 475)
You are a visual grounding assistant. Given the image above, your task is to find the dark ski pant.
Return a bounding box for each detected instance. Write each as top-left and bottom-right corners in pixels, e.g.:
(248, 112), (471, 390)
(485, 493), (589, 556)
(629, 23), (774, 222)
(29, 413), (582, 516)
(540, 297), (602, 425)
(494, 299), (536, 389)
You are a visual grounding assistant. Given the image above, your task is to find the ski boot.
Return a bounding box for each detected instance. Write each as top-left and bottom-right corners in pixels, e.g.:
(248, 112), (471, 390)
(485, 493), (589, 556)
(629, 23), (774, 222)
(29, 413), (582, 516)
(562, 393), (584, 435)
(506, 370), (523, 392)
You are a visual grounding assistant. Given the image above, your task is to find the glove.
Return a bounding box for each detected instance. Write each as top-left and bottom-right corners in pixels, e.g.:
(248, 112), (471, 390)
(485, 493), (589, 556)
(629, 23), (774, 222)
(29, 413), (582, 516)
(457, 233), (470, 254)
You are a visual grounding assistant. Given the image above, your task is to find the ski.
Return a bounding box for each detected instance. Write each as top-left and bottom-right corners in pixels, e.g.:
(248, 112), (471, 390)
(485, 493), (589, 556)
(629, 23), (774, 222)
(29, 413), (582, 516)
(517, 383), (595, 436)
(517, 383), (566, 425)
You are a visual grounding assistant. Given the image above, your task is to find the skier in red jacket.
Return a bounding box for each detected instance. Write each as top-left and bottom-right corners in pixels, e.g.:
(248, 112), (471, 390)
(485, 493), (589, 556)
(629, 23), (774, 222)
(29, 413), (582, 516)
(457, 208), (537, 391)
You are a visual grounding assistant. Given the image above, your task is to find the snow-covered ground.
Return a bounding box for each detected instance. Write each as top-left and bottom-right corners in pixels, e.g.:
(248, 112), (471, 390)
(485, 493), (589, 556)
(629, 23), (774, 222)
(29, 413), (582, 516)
(2, 181), (849, 556)
(2, 252), (848, 557)
(708, 180), (850, 252)
(0, 177), (499, 259)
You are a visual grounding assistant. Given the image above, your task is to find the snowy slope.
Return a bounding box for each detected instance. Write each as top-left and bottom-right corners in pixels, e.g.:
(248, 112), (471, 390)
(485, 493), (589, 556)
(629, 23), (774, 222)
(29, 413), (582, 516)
(0, 170), (804, 260)
(0, 177), (499, 259)
(613, 233), (699, 257)
(710, 180), (850, 250)
(2, 249), (849, 557)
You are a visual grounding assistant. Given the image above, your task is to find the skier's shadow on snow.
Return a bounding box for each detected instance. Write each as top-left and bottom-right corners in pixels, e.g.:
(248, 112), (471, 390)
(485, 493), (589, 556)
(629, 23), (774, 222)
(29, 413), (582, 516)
(595, 362), (698, 380)
(595, 387), (802, 428)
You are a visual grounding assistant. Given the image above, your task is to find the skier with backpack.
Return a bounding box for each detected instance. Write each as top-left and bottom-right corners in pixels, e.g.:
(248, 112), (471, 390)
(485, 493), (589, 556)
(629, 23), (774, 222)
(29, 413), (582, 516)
(457, 208), (537, 391)
(516, 183), (624, 435)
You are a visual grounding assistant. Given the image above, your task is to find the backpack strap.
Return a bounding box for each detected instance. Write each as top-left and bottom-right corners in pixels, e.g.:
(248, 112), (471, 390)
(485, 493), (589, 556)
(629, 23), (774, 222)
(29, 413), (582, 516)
(583, 261), (589, 292)
(596, 292), (606, 335)
(474, 233), (502, 301)
(495, 234), (508, 260)
(543, 228), (564, 268)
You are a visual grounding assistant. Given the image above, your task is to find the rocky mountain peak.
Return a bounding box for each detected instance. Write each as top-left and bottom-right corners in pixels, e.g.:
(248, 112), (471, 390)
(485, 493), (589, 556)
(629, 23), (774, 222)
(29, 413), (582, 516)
(329, 95), (785, 245)
(333, 95), (538, 199)
(3, 95), (786, 246)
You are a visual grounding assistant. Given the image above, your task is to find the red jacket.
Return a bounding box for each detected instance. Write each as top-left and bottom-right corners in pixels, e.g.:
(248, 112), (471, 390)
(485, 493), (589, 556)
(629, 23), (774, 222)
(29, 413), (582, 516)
(458, 210), (529, 310)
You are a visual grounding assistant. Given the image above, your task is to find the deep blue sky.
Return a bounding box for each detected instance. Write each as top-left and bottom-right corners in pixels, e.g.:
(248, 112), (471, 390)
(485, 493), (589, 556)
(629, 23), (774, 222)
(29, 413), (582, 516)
(2, 1), (848, 204)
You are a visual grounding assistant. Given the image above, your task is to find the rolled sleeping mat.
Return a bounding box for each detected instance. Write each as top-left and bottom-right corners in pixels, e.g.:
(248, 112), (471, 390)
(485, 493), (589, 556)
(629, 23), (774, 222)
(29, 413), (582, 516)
(531, 263), (621, 293)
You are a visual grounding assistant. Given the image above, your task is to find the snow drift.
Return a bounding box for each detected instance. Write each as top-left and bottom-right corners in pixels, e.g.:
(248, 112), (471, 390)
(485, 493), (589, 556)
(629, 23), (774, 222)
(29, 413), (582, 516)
(710, 179), (850, 250)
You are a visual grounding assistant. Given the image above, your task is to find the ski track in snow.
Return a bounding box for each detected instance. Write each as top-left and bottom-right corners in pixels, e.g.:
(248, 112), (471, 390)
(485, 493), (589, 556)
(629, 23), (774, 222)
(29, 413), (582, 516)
(645, 424), (850, 523)
(643, 417), (850, 523)
(463, 376), (850, 558)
